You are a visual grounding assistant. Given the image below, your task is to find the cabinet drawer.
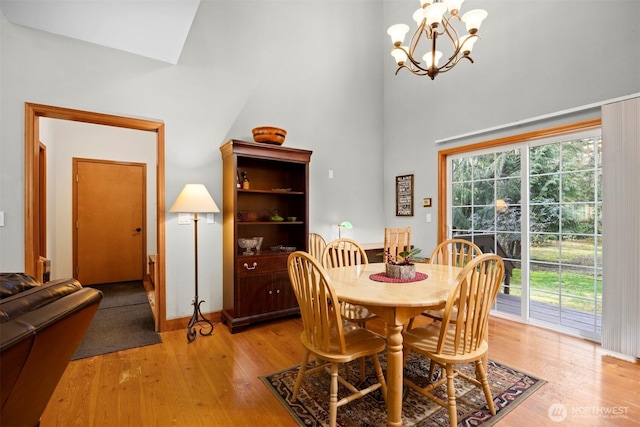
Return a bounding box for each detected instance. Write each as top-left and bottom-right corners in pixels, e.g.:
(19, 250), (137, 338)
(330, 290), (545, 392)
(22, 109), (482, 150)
(237, 255), (287, 275)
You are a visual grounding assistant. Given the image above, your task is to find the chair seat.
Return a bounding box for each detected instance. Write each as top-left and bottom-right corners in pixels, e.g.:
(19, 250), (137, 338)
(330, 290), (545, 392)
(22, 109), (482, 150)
(341, 302), (377, 324)
(300, 326), (386, 363)
(403, 324), (489, 365)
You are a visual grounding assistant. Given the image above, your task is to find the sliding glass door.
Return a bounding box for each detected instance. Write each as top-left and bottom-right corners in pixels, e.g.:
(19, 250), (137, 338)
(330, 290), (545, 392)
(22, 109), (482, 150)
(447, 128), (602, 339)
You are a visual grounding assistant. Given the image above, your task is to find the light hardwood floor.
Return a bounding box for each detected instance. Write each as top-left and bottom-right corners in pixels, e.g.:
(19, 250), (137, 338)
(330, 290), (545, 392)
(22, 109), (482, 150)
(41, 316), (640, 426)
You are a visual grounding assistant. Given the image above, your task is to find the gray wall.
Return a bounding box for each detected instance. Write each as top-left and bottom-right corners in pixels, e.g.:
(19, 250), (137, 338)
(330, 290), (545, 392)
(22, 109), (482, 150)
(1, 1), (639, 321)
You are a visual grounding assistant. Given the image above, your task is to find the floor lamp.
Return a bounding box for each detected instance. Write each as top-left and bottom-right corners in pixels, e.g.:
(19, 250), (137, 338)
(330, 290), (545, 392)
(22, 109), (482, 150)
(169, 184), (220, 343)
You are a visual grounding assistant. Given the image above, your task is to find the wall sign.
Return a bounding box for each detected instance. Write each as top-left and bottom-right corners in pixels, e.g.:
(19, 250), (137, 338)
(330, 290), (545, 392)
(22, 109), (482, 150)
(395, 174), (414, 216)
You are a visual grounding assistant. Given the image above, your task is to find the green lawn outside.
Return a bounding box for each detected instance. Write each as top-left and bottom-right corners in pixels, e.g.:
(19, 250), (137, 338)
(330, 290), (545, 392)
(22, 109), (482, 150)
(502, 240), (602, 313)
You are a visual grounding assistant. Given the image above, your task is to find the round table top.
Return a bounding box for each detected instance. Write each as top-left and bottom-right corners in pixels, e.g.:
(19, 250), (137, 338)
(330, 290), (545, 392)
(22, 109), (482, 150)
(324, 262), (461, 309)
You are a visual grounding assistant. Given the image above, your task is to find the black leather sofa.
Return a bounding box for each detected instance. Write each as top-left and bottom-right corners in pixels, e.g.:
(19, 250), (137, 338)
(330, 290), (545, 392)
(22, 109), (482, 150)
(0, 273), (103, 427)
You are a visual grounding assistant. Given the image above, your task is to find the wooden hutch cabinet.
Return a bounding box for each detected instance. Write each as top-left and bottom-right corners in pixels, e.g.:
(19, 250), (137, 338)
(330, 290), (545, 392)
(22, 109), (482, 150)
(219, 139), (312, 333)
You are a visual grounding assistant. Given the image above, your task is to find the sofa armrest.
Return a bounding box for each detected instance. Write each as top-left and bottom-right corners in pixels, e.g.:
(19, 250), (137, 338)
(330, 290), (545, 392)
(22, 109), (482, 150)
(0, 279), (84, 323)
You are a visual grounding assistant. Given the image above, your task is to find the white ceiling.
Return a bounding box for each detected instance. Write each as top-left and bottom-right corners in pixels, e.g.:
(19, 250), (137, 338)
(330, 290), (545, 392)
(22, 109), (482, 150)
(0, 0), (201, 64)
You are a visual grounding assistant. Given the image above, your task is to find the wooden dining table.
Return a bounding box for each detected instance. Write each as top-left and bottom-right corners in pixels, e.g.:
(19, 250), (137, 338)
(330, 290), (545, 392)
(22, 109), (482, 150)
(325, 262), (461, 427)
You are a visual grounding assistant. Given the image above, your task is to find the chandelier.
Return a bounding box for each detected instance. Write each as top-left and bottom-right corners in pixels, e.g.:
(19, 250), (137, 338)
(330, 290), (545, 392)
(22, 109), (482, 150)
(387, 0), (487, 80)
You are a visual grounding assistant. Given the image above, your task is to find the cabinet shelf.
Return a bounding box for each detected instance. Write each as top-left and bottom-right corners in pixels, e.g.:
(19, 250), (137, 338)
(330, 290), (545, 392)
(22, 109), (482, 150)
(238, 221), (304, 225)
(238, 189), (304, 195)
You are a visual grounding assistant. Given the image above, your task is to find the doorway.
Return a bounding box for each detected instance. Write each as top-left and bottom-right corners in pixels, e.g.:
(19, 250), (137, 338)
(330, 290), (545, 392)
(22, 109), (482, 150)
(24, 103), (167, 332)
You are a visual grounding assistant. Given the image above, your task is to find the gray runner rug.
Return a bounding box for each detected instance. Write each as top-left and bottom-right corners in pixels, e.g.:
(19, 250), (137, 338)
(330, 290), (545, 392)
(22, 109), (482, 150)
(72, 281), (162, 360)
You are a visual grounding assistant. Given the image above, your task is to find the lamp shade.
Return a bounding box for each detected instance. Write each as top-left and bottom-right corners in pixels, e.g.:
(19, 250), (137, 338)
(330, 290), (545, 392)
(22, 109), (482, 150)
(339, 221), (353, 230)
(169, 184), (220, 213)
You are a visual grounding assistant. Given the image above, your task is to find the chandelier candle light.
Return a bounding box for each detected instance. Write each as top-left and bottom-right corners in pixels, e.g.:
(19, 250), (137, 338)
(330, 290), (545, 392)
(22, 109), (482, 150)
(387, 0), (487, 80)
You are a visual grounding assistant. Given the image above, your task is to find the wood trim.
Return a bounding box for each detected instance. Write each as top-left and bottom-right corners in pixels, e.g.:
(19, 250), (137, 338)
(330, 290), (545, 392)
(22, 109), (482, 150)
(24, 102), (167, 332)
(436, 119), (602, 242)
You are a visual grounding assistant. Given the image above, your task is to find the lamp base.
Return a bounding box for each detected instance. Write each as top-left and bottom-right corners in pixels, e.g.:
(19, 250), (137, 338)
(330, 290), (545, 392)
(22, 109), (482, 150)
(187, 297), (214, 343)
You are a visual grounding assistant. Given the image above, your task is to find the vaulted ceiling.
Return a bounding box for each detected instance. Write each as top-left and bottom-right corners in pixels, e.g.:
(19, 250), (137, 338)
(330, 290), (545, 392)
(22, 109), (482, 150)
(0, 0), (201, 64)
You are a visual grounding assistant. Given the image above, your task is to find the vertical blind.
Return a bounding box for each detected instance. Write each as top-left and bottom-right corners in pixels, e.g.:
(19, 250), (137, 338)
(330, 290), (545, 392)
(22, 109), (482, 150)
(601, 96), (640, 358)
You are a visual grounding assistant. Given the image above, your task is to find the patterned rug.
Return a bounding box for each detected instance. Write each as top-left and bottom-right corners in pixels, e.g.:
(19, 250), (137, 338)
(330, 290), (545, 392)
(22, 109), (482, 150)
(260, 351), (545, 426)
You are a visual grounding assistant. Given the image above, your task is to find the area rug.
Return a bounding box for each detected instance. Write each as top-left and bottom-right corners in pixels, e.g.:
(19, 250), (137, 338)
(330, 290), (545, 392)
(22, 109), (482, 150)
(72, 281), (162, 360)
(260, 351), (545, 426)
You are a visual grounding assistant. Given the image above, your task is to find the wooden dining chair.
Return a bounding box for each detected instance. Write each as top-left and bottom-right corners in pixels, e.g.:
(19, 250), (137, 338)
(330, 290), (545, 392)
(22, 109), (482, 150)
(406, 238), (483, 351)
(383, 227), (411, 262)
(422, 238), (483, 321)
(287, 251), (387, 427)
(430, 238), (482, 268)
(321, 238), (377, 329)
(308, 232), (327, 263)
(402, 253), (505, 427)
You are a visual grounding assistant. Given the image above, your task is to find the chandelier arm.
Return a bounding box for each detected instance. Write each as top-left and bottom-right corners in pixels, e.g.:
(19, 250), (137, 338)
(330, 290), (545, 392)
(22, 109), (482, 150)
(403, 22), (430, 73)
(435, 15), (465, 71)
(440, 33), (480, 71)
(442, 16), (461, 51)
(439, 55), (474, 74)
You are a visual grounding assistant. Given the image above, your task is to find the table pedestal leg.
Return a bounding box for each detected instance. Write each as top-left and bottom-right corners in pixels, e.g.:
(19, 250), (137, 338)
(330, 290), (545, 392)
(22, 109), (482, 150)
(386, 323), (404, 427)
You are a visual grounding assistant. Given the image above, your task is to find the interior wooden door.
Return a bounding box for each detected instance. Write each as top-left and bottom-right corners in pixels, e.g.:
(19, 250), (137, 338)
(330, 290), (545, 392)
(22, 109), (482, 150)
(73, 158), (146, 285)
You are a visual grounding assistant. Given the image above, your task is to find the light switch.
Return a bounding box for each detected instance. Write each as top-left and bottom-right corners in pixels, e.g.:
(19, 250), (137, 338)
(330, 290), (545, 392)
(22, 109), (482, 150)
(207, 213), (215, 224)
(426, 213), (432, 223)
(178, 213), (191, 225)
(0, 211), (4, 227)
(328, 169), (334, 179)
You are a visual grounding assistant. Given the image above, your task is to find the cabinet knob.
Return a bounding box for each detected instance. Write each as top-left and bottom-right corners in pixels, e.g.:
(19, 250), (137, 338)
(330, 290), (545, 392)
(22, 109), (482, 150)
(268, 290), (273, 295)
(243, 262), (258, 270)
(276, 289), (280, 294)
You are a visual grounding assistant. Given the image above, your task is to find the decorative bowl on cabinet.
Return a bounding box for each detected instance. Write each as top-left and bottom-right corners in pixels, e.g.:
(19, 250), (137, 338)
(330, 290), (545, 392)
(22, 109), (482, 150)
(252, 126), (287, 145)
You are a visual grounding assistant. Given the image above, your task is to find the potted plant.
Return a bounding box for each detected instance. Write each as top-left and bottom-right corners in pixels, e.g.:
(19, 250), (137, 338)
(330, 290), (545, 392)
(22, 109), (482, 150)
(384, 247), (424, 280)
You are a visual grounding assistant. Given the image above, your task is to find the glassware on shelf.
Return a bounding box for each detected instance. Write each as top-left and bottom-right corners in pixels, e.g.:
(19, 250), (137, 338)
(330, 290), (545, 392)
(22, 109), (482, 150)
(238, 238), (258, 255)
(253, 237), (264, 253)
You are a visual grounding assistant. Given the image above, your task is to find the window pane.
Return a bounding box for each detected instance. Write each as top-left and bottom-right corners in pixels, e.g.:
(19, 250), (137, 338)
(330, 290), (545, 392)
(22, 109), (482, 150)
(452, 157), (471, 183)
(530, 144), (560, 174)
(496, 177), (521, 204)
(496, 205), (521, 233)
(497, 232), (521, 259)
(530, 235), (559, 263)
(530, 262), (560, 294)
(473, 153), (495, 180)
(560, 237), (595, 266)
(453, 206), (472, 232)
(562, 171), (595, 202)
(496, 149), (521, 178)
(473, 180), (494, 205)
(561, 203), (595, 234)
(452, 182), (472, 206)
(472, 206), (494, 231)
(530, 173), (559, 202)
(562, 139), (596, 171)
(530, 204), (560, 233)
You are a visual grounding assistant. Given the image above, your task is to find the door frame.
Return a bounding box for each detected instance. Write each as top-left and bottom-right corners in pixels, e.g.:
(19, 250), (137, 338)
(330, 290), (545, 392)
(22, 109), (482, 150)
(24, 102), (167, 332)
